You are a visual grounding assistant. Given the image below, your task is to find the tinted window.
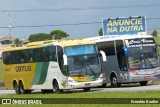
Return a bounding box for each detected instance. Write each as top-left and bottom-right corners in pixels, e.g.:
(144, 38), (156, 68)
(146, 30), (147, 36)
(48, 46), (57, 61)
(10, 51), (18, 64)
(97, 41), (115, 56)
(3, 46), (58, 64)
(33, 48), (41, 62)
(26, 49), (33, 62)
(3, 52), (11, 64)
(57, 46), (63, 69)
(116, 40), (127, 71)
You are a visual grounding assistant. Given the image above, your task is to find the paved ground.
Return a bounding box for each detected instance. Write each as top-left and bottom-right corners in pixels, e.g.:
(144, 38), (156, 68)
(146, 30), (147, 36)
(1, 83), (160, 95)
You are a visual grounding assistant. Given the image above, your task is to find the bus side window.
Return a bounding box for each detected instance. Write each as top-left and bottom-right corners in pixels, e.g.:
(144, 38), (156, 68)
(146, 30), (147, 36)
(42, 47), (49, 61)
(3, 52), (11, 64)
(21, 50), (26, 63)
(26, 49), (33, 62)
(17, 51), (22, 63)
(97, 41), (115, 56)
(33, 48), (41, 62)
(18, 50), (25, 63)
(11, 51), (18, 64)
(57, 46), (64, 70)
(116, 40), (127, 71)
(57, 46), (67, 76)
(48, 46), (57, 61)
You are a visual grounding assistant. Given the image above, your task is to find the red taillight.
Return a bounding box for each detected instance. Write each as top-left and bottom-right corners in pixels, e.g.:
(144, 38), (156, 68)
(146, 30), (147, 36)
(128, 68), (136, 72)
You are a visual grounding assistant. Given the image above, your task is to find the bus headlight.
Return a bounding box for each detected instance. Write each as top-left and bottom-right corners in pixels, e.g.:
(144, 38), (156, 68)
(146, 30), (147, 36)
(100, 73), (106, 78)
(97, 73), (106, 80)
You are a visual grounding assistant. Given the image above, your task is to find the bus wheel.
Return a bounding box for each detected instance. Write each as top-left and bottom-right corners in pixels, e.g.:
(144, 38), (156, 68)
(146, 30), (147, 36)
(98, 83), (107, 88)
(139, 81), (148, 86)
(25, 90), (31, 94)
(101, 83), (107, 88)
(111, 76), (121, 87)
(13, 81), (20, 94)
(53, 80), (63, 93)
(19, 81), (26, 94)
(83, 88), (90, 92)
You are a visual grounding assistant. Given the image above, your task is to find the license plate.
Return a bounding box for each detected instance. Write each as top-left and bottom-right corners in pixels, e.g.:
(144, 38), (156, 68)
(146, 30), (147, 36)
(144, 76), (150, 79)
(85, 83), (90, 86)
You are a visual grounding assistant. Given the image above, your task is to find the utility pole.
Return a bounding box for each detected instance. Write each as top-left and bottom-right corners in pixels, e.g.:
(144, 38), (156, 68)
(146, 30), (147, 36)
(7, 12), (12, 44)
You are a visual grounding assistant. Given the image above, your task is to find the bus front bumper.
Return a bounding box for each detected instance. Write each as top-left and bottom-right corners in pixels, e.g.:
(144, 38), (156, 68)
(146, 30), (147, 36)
(129, 72), (160, 82)
(67, 79), (103, 89)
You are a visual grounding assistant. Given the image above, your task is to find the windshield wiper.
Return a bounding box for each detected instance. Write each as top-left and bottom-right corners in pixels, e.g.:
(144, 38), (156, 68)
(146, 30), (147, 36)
(145, 57), (155, 68)
(79, 60), (96, 76)
(140, 55), (155, 69)
(86, 62), (96, 75)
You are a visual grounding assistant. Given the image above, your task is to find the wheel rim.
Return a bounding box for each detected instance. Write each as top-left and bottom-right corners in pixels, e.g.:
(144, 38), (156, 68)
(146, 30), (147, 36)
(14, 85), (18, 91)
(112, 77), (117, 85)
(14, 84), (20, 94)
(54, 82), (59, 92)
(19, 83), (24, 94)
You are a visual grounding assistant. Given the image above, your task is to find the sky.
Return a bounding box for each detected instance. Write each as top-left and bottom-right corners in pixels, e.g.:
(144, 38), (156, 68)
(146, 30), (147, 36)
(0, 0), (160, 39)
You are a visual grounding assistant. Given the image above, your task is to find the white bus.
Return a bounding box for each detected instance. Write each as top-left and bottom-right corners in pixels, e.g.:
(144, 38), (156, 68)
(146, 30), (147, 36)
(84, 35), (160, 87)
(2, 40), (106, 94)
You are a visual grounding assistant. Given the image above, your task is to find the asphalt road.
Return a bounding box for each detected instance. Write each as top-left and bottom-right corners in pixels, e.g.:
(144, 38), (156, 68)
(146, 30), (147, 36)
(1, 84), (160, 95)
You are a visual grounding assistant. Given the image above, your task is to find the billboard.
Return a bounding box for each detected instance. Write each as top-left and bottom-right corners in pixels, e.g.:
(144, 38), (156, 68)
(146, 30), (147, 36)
(102, 16), (146, 36)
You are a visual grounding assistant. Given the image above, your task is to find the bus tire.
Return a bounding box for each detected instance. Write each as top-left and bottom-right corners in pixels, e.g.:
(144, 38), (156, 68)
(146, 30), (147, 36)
(53, 80), (63, 93)
(111, 76), (121, 87)
(13, 81), (20, 94)
(139, 81), (148, 86)
(19, 81), (26, 94)
(25, 90), (31, 94)
(101, 83), (107, 88)
(83, 88), (90, 92)
(98, 83), (107, 88)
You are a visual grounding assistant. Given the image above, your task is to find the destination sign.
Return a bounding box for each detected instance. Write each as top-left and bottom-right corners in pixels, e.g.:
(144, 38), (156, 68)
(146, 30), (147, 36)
(125, 38), (155, 47)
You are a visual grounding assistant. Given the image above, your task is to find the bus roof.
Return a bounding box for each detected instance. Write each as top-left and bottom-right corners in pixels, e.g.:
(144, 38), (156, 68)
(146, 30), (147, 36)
(83, 35), (153, 43)
(3, 39), (95, 52)
(58, 40), (95, 47)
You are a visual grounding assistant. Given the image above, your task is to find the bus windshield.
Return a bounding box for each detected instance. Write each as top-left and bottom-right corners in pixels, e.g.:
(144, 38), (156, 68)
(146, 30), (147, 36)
(125, 38), (159, 70)
(64, 45), (101, 76)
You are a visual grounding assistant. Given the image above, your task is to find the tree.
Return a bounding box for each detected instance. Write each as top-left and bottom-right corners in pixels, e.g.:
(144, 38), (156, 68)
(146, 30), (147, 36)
(50, 30), (69, 39)
(28, 33), (52, 42)
(99, 28), (103, 36)
(151, 30), (158, 37)
(13, 38), (23, 47)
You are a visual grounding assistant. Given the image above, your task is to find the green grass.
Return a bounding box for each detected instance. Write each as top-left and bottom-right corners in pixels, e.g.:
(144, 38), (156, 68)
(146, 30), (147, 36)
(1, 91), (160, 98)
(0, 91), (160, 107)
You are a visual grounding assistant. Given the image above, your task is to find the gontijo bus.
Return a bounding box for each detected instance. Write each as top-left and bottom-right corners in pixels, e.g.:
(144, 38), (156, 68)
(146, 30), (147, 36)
(84, 35), (160, 87)
(2, 40), (106, 94)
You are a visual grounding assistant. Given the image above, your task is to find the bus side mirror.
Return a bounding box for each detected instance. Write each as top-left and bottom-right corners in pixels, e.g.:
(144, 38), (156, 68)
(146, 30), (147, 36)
(123, 47), (129, 57)
(100, 50), (107, 62)
(63, 54), (68, 65)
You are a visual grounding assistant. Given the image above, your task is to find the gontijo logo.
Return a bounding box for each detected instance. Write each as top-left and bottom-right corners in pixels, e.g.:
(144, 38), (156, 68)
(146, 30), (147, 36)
(102, 16), (146, 35)
(15, 65), (31, 72)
